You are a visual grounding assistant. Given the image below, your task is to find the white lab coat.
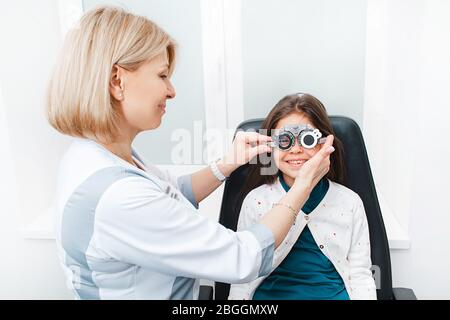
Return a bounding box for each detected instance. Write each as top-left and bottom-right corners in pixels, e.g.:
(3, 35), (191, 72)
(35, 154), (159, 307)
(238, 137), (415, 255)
(55, 138), (274, 299)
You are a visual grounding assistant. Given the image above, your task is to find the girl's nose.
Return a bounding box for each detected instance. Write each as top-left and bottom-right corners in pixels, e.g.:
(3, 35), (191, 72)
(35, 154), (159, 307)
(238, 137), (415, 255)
(290, 139), (303, 153)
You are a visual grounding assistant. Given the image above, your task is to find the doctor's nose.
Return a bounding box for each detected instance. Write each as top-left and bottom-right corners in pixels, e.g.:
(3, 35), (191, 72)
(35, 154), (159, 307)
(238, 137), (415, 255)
(167, 81), (176, 99)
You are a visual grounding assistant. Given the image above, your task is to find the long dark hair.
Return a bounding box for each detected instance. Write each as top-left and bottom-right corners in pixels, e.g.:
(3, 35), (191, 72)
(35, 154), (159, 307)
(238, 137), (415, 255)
(240, 93), (346, 200)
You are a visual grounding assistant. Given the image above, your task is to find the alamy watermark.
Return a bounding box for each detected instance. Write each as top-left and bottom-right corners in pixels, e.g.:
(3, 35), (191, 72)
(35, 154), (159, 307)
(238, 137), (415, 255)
(170, 121), (279, 175)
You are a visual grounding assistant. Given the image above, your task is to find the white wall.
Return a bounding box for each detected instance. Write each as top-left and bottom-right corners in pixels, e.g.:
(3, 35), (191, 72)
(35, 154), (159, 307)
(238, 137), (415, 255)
(0, 0), (73, 299)
(241, 0), (368, 126)
(363, 0), (450, 299)
(83, 0), (207, 165)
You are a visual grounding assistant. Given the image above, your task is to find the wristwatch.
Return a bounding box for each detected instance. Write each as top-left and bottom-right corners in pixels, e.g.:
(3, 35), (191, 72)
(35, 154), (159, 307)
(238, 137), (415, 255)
(209, 159), (227, 182)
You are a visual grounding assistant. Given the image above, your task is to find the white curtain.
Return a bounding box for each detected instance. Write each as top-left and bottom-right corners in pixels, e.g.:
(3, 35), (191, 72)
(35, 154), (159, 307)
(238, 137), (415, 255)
(363, 0), (450, 298)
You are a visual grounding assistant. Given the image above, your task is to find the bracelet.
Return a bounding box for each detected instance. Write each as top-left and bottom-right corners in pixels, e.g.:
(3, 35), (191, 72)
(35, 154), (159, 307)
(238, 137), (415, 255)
(272, 202), (298, 219)
(209, 159), (227, 182)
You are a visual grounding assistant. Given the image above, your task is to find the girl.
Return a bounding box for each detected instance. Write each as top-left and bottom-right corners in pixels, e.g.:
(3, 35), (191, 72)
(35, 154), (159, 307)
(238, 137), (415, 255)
(229, 93), (376, 300)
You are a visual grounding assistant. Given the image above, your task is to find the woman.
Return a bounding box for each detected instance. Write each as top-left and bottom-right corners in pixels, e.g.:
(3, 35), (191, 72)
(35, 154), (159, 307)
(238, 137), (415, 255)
(46, 7), (334, 299)
(229, 93), (376, 300)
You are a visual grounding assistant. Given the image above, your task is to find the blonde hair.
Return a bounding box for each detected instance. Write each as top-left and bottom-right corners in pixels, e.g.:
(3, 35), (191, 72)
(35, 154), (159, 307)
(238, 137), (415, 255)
(46, 6), (176, 142)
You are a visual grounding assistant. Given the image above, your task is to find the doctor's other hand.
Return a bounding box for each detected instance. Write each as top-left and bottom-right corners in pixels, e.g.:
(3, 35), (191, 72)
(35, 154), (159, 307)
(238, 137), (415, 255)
(218, 131), (272, 176)
(294, 135), (335, 192)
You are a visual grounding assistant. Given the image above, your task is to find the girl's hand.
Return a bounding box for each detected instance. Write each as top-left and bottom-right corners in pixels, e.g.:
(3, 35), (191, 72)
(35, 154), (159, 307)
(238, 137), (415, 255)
(294, 135), (335, 192)
(219, 131), (272, 176)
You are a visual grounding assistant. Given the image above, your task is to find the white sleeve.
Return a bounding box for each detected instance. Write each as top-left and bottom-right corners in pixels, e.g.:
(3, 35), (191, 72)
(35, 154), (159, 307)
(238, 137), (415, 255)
(228, 192), (263, 299)
(145, 164), (199, 209)
(174, 174), (198, 209)
(348, 197), (377, 300)
(94, 176), (274, 284)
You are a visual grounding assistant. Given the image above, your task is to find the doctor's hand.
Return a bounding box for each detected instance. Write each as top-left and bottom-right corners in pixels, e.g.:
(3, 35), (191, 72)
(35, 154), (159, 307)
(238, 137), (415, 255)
(218, 131), (272, 177)
(294, 135), (335, 192)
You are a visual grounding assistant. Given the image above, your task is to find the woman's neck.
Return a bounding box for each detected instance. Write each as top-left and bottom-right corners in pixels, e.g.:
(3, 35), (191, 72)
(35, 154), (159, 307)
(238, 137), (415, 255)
(97, 117), (141, 167)
(99, 132), (137, 167)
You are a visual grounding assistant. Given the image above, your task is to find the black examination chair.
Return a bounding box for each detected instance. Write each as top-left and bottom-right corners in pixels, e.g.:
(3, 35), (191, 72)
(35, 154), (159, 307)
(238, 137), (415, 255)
(199, 116), (416, 300)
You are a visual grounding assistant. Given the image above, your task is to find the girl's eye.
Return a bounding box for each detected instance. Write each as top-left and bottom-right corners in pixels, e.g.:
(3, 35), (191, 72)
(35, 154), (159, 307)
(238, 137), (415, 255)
(160, 74), (168, 79)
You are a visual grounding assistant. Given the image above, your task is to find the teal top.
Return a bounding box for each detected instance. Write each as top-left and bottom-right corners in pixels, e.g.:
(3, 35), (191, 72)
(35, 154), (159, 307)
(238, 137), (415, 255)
(252, 175), (350, 300)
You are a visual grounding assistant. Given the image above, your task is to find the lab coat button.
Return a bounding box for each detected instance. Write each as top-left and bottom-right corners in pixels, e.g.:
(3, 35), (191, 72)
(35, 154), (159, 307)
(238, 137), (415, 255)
(319, 245), (324, 249)
(305, 216), (309, 221)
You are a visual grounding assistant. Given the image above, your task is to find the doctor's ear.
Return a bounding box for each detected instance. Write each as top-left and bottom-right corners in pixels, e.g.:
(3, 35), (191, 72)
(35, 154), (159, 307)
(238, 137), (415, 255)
(109, 64), (125, 101)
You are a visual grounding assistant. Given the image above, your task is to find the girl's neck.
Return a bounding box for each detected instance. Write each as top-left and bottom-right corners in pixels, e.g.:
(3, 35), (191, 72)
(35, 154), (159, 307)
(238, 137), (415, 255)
(281, 173), (295, 188)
